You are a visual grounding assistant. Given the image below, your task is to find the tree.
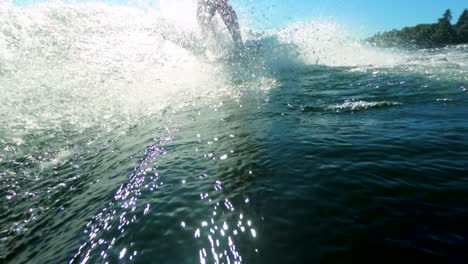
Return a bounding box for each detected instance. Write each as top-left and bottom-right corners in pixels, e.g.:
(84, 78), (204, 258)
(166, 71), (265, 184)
(455, 9), (468, 43)
(368, 8), (468, 48)
(455, 9), (468, 28)
(433, 9), (457, 45)
(443, 9), (453, 23)
(413, 24), (437, 48)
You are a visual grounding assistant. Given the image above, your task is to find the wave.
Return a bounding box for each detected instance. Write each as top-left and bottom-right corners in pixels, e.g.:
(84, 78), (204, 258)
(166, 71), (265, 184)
(0, 1), (457, 145)
(329, 100), (402, 112)
(258, 21), (406, 67)
(1, 2), (466, 263)
(301, 100), (401, 113)
(0, 1), (230, 144)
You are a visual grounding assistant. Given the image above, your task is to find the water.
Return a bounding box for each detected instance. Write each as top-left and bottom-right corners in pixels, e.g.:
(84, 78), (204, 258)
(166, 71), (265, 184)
(1, 2), (467, 264)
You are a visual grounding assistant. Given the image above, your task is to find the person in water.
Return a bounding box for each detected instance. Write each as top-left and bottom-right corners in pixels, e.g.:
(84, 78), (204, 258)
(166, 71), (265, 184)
(197, 0), (244, 50)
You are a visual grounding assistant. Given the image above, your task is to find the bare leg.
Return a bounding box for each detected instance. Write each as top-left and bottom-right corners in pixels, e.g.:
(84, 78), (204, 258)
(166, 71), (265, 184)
(197, 0), (244, 50)
(197, 0), (218, 42)
(217, 1), (244, 50)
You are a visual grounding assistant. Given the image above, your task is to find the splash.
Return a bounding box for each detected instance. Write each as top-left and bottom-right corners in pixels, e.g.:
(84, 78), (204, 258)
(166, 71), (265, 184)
(0, 1), (228, 146)
(251, 20), (406, 68)
(3, 0), (443, 157)
(2, 1), (455, 151)
(330, 100), (402, 112)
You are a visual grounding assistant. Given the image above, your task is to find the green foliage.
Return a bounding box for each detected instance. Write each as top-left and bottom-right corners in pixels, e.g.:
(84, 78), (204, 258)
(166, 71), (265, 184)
(456, 9), (468, 28)
(369, 9), (468, 49)
(442, 9), (453, 22)
(433, 16), (458, 44)
(456, 9), (468, 43)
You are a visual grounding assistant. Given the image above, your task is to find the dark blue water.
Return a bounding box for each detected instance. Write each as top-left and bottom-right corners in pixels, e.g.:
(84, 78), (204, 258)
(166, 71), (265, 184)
(4, 63), (467, 263)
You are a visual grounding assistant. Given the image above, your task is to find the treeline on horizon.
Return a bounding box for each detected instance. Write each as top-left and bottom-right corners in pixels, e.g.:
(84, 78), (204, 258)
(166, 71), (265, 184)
(368, 9), (468, 48)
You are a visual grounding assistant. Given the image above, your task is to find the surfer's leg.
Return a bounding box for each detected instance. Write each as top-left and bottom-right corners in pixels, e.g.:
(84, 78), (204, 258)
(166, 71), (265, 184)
(216, 0), (244, 50)
(197, 0), (217, 41)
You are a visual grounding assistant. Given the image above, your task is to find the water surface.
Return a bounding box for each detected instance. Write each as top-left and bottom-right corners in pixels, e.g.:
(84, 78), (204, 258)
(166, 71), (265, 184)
(0, 2), (467, 263)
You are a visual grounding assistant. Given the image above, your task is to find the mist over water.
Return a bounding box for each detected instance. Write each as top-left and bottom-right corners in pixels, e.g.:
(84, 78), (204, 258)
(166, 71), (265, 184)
(1, 1), (467, 264)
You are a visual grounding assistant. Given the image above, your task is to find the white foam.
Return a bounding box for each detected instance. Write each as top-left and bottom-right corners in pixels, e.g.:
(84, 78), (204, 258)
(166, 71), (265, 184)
(330, 100), (401, 112)
(0, 1), (228, 145)
(268, 20), (406, 67)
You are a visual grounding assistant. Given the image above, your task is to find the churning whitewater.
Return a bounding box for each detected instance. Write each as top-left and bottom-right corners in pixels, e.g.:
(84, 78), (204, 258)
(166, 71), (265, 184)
(1, 1), (467, 264)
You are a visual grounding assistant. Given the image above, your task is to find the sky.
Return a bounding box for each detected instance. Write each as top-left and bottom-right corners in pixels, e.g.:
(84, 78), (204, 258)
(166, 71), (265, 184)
(232, 0), (467, 37)
(9, 0), (468, 37)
